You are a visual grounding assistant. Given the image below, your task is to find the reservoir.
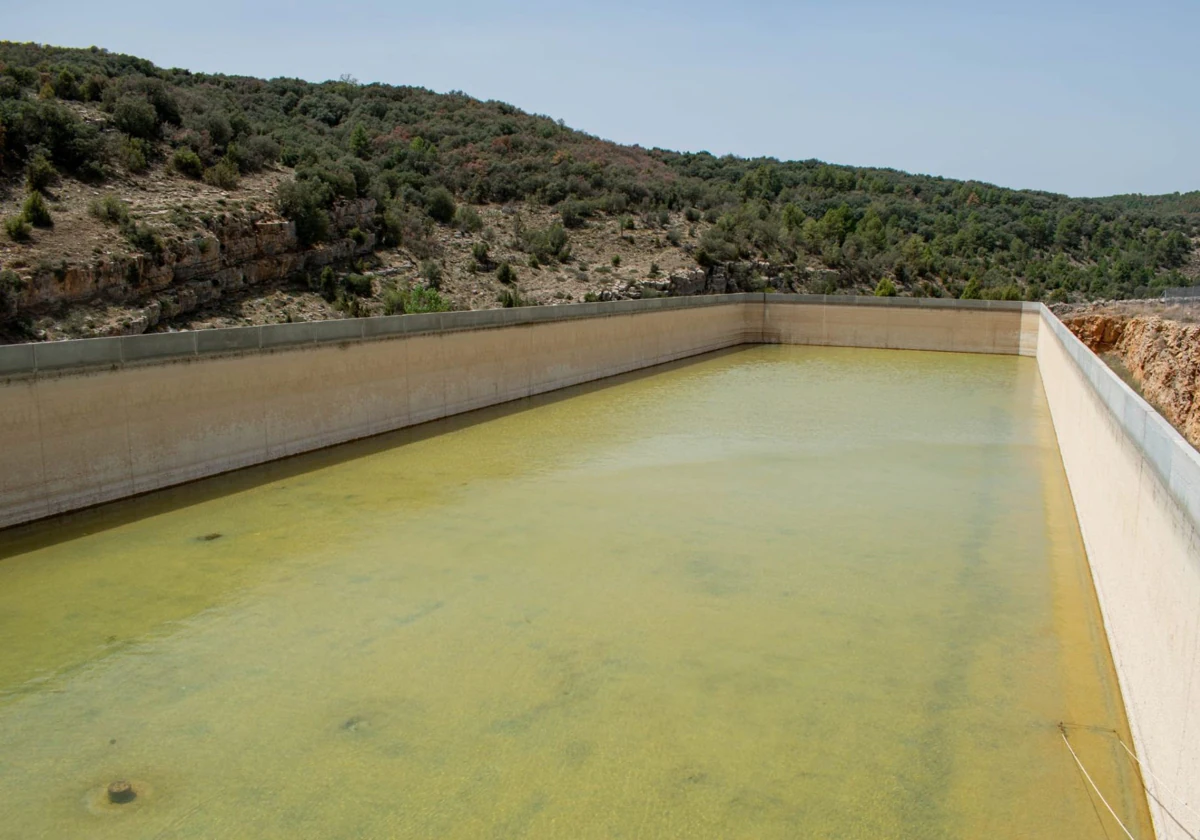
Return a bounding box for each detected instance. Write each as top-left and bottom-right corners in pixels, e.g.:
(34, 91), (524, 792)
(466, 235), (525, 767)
(0, 345), (1151, 838)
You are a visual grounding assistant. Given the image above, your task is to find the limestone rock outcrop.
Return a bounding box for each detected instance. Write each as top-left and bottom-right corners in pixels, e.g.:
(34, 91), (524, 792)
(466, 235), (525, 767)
(1064, 312), (1200, 447)
(8, 199), (376, 336)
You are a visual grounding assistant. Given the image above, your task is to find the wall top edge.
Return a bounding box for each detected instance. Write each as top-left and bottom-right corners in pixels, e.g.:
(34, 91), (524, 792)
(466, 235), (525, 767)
(767, 295), (1034, 313)
(0, 293), (1035, 376)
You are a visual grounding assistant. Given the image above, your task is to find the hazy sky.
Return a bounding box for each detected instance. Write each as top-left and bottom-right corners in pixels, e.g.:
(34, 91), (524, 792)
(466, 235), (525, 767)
(5, 0), (1197, 197)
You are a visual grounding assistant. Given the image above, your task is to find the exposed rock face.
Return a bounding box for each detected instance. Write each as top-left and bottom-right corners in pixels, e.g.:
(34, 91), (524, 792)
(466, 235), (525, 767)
(1063, 312), (1200, 446)
(1062, 313), (1127, 351)
(667, 267), (728, 297)
(596, 261), (833, 302)
(10, 200), (376, 336)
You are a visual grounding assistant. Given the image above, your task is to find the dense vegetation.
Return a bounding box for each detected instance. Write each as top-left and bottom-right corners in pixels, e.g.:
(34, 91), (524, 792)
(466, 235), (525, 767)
(1, 41), (1197, 303)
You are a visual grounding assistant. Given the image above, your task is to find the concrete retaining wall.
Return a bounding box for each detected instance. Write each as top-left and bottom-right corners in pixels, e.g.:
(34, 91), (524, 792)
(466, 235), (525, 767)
(0, 296), (761, 528)
(0, 295), (1035, 529)
(761, 295), (1040, 355)
(1037, 310), (1200, 840)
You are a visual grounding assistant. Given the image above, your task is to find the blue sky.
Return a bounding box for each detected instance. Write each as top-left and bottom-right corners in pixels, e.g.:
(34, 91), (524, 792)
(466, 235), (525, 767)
(5, 0), (1197, 197)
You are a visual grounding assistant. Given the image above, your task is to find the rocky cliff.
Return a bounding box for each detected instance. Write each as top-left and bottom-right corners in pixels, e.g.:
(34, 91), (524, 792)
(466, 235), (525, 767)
(1062, 309), (1200, 447)
(592, 262), (843, 302)
(6, 199), (376, 338)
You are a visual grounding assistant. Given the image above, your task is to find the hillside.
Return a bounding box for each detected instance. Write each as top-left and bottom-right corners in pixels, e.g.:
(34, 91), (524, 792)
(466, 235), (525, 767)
(1, 41), (1198, 342)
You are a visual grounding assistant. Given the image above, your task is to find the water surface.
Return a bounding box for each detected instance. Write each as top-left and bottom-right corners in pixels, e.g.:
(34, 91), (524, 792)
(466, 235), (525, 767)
(0, 346), (1150, 838)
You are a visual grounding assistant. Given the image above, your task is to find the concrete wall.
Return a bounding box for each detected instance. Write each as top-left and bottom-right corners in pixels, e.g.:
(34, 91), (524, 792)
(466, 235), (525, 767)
(1037, 310), (1200, 840)
(760, 296), (1040, 356)
(0, 295), (1037, 529)
(0, 296), (759, 528)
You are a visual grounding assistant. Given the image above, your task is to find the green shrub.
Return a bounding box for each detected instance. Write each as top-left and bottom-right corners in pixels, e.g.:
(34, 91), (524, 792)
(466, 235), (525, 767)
(203, 159), (240, 190)
(122, 221), (164, 259)
(383, 285), (451, 315)
(695, 225), (743, 266)
(0, 269), (24, 317)
(496, 261), (516, 285)
(611, 255), (621, 268)
(335, 293), (365, 317)
(297, 163), (357, 201)
(602, 193), (628, 214)
(25, 153), (56, 191)
(349, 123), (371, 159)
(119, 137), (150, 173)
(3, 64), (38, 88)
(520, 223), (570, 263)
(412, 287), (450, 313)
(498, 287), (528, 308)
(420, 259), (443, 288)
(344, 157), (371, 197)
(112, 96), (159, 140)
(424, 186), (456, 223)
(453, 205), (484, 233)
(471, 241), (490, 267)
(237, 135), (281, 172)
(993, 284), (1023, 301)
(684, 207), (701, 222)
(173, 148), (204, 178)
(619, 215), (634, 231)
(348, 227), (368, 245)
(200, 111), (233, 148)
(312, 266), (337, 300)
(559, 199), (588, 229)
(874, 277), (897, 297)
(583, 292), (600, 302)
(89, 194), (131, 225)
(52, 68), (78, 100)
(79, 74), (106, 102)
(221, 142), (246, 173)
(4, 215), (32, 242)
(383, 204), (439, 258)
(344, 273), (373, 296)
(649, 262), (661, 278)
(960, 278), (982, 300)
(277, 178), (332, 246)
(22, 191), (52, 228)
(666, 228), (682, 246)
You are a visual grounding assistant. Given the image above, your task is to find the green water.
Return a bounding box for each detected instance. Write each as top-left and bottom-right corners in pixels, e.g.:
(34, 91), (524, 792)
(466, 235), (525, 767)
(0, 346), (1149, 839)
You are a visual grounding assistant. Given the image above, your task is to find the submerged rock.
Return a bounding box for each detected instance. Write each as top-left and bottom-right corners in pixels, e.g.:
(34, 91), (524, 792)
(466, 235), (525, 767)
(106, 781), (135, 805)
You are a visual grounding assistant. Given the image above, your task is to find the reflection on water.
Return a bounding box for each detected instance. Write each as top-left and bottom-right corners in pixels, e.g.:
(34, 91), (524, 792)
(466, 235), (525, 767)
(0, 346), (1150, 839)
